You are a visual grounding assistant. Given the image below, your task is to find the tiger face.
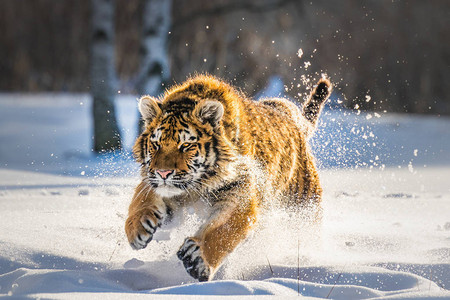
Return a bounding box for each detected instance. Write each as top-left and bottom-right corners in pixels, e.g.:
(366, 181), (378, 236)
(134, 96), (233, 198)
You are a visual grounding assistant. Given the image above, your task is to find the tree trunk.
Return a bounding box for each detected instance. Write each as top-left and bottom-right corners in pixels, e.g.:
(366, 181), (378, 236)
(136, 0), (172, 132)
(90, 0), (122, 152)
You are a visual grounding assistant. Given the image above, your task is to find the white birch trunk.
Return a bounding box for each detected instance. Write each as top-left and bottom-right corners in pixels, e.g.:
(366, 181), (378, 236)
(90, 0), (121, 152)
(136, 0), (172, 97)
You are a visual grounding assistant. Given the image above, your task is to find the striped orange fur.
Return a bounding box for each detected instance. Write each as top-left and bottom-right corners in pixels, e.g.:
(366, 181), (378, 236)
(125, 74), (332, 281)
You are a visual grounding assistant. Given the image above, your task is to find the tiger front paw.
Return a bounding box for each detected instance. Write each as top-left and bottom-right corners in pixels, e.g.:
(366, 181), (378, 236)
(177, 238), (211, 281)
(125, 207), (164, 250)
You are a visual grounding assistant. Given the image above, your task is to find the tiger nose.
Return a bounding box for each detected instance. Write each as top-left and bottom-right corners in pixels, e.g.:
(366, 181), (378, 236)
(156, 169), (174, 179)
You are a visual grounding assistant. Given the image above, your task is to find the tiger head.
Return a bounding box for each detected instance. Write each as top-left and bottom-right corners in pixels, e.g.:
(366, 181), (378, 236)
(133, 95), (235, 198)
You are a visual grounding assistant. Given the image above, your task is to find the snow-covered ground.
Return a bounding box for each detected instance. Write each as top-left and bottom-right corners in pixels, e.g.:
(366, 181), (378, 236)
(0, 94), (449, 299)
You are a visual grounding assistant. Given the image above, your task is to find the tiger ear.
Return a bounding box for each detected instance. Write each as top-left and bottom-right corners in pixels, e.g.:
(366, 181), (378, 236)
(194, 100), (224, 127)
(138, 96), (161, 123)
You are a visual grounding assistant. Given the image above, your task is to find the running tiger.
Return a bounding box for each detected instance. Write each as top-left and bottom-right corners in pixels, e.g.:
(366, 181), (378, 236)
(125, 74), (332, 281)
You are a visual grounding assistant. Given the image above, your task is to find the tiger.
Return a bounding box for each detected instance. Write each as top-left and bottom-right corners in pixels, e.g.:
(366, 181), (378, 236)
(125, 74), (331, 281)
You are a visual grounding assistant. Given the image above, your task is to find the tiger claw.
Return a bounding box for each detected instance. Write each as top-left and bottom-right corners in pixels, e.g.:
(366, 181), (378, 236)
(125, 209), (165, 250)
(177, 238), (211, 281)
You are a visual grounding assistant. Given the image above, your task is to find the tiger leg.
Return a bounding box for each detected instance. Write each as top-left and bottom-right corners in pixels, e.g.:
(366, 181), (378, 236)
(177, 189), (258, 281)
(125, 181), (167, 250)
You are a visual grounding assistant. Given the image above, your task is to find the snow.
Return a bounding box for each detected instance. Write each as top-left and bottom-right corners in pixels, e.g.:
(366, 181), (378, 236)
(0, 93), (449, 299)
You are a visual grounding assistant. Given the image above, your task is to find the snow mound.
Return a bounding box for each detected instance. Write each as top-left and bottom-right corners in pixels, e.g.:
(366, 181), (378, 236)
(0, 94), (449, 299)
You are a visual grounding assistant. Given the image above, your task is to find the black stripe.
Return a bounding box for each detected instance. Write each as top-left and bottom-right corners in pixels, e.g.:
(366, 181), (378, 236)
(215, 180), (243, 194)
(211, 136), (218, 162)
(140, 135), (147, 161)
(211, 136), (218, 149)
(206, 169), (217, 177)
(178, 120), (189, 128)
(204, 142), (211, 154)
(173, 182), (186, 190)
(195, 129), (203, 138)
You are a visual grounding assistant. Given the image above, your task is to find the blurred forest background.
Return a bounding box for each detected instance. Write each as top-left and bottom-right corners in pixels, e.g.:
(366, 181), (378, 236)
(0, 0), (448, 115)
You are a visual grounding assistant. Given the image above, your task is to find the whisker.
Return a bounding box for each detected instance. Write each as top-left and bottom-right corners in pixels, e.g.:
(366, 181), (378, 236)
(134, 181), (150, 200)
(190, 178), (215, 190)
(191, 187), (209, 205)
(144, 183), (152, 200)
(189, 185), (213, 207)
(183, 185), (196, 201)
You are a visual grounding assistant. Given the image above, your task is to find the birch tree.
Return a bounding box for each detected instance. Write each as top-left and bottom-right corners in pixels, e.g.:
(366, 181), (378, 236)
(136, 0), (172, 103)
(90, 0), (121, 152)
